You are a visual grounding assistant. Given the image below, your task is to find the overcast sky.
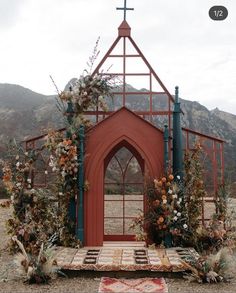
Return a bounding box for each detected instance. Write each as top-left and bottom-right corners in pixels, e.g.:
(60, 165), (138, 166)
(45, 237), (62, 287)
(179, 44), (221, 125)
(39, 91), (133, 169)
(0, 0), (235, 114)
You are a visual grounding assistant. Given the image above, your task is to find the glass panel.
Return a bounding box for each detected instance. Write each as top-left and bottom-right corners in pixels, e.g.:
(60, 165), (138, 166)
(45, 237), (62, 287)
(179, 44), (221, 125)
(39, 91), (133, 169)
(104, 194), (123, 201)
(104, 218), (123, 235)
(104, 183), (123, 195)
(124, 218), (134, 235)
(124, 157), (143, 183)
(204, 202), (215, 219)
(104, 201), (123, 217)
(125, 201), (143, 217)
(115, 147), (133, 171)
(126, 94), (150, 111)
(125, 194), (143, 200)
(105, 159), (122, 184)
(124, 184), (143, 195)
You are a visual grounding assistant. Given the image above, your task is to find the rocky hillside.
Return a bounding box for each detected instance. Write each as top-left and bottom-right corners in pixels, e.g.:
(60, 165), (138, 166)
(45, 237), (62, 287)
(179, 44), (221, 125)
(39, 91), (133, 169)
(0, 83), (64, 144)
(0, 83), (235, 183)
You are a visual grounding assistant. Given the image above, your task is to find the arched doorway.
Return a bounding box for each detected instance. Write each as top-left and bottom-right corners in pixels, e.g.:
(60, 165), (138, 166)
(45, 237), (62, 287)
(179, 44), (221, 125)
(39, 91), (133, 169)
(104, 146), (144, 241)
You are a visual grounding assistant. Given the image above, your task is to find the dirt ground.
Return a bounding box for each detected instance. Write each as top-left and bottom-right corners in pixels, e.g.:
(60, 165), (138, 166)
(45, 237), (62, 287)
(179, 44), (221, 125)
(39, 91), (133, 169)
(1, 200), (236, 293)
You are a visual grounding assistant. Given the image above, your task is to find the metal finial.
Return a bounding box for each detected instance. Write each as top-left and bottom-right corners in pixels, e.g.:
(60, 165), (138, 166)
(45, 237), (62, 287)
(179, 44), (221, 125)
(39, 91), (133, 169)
(116, 0), (134, 21)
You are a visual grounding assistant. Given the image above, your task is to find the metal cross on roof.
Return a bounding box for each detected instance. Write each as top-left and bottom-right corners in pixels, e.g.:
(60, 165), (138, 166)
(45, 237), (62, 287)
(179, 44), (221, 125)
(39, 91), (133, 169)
(116, 0), (134, 21)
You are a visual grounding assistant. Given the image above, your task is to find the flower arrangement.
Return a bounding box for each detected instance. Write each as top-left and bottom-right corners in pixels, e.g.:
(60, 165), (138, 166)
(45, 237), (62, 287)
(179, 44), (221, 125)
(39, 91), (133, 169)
(143, 174), (189, 247)
(3, 151), (59, 254)
(59, 73), (113, 112)
(45, 130), (79, 247)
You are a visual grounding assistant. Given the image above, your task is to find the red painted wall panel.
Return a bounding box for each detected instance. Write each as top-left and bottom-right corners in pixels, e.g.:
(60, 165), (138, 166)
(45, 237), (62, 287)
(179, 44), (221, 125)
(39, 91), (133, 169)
(83, 107), (165, 246)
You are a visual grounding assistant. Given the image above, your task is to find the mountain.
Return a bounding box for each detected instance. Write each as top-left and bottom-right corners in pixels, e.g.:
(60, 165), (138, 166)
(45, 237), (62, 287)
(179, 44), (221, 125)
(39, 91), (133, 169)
(0, 83), (235, 185)
(0, 83), (64, 144)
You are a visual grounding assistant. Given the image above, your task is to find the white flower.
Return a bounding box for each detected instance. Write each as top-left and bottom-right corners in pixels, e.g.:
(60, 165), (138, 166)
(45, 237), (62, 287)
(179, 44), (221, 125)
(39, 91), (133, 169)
(52, 167), (57, 172)
(178, 198), (182, 202)
(168, 189), (173, 194)
(177, 212), (181, 217)
(174, 210), (177, 214)
(16, 162), (20, 167)
(45, 170), (48, 174)
(24, 152), (28, 156)
(59, 192), (63, 196)
(183, 224), (188, 229)
(176, 175), (180, 180)
(15, 155), (19, 160)
(16, 182), (21, 187)
(27, 178), (31, 183)
(172, 194), (178, 199)
(174, 216), (178, 221)
(163, 199), (167, 204)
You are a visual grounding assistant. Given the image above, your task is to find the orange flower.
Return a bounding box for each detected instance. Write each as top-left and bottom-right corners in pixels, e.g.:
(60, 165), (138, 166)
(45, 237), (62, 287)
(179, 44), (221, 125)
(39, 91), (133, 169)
(161, 189), (166, 195)
(154, 179), (162, 188)
(153, 199), (160, 207)
(158, 216), (164, 223)
(63, 139), (72, 146)
(59, 157), (66, 165)
(168, 174), (174, 181)
(166, 182), (171, 187)
(162, 195), (167, 200)
(3, 174), (11, 182)
(161, 177), (167, 183)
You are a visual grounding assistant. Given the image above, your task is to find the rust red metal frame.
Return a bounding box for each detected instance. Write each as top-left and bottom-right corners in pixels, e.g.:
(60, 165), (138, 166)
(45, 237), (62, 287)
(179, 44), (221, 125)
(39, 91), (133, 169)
(23, 20), (225, 227)
(182, 127), (225, 225)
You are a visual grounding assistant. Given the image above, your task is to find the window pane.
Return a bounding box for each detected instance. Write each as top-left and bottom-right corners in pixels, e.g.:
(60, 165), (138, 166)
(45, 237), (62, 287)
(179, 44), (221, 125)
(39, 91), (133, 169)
(104, 218), (123, 235)
(125, 201), (143, 217)
(125, 157), (143, 183)
(104, 201), (123, 217)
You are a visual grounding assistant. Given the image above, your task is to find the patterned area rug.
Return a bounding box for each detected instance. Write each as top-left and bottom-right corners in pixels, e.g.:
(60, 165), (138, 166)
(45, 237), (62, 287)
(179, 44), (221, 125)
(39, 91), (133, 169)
(55, 246), (199, 271)
(98, 277), (168, 293)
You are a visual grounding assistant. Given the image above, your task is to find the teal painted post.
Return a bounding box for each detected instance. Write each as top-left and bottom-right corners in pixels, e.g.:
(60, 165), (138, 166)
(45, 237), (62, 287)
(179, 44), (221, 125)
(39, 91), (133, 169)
(164, 125), (169, 174)
(77, 124), (85, 242)
(173, 86), (183, 179)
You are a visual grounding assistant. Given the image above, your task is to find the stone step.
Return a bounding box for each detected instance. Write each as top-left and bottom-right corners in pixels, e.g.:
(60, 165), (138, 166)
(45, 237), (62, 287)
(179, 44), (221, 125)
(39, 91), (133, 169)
(103, 241), (146, 247)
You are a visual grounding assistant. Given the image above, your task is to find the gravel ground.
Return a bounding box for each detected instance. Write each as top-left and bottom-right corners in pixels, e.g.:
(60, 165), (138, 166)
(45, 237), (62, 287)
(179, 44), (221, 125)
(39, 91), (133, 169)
(1, 199), (236, 293)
